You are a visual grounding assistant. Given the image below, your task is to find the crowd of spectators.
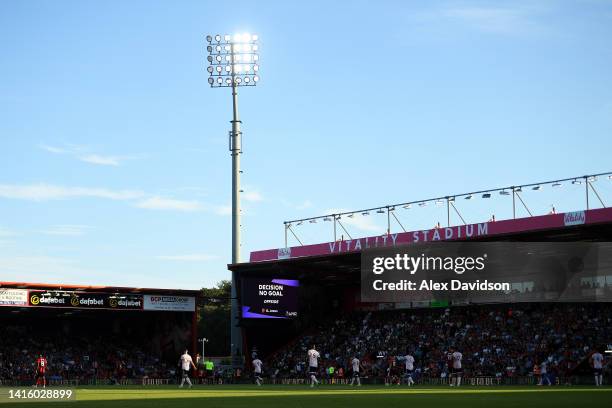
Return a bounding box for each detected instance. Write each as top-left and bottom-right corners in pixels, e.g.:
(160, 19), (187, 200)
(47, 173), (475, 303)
(266, 303), (612, 382)
(0, 325), (176, 384)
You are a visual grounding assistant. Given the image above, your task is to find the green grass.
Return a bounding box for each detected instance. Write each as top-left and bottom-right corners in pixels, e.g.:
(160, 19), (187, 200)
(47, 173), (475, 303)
(2, 385), (611, 408)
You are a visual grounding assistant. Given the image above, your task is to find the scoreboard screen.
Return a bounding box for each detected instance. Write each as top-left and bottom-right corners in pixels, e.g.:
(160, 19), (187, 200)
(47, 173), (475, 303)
(241, 278), (299, 319)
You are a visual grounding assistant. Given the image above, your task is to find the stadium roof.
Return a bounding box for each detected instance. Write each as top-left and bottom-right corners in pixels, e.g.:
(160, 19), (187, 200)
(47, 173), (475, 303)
(236, 207), (612, 275)
(0, 281), (200, 296)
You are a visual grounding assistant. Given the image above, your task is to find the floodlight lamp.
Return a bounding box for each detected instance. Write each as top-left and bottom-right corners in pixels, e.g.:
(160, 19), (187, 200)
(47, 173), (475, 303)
(362, 211), (370, 216)
(252, 34), (258, 41)
(482, 193), (491, 198)
(215, 45), (221, 52)
(376, 209), (385, 214)
(208, 77), (214, 84)
(253, 64), (259, 72)
(253, 75), (260, 82)
(465, 195), (473, 200)
(215, 55), (222, 62)
(253, 45), (259, 51)
(552, 182), (561, 187)
(403, 204), (411, 209)
(224, 34), (231, 41)
(572, 179), (582, 185)
(309, 219), (317, 224)
(206, 35), (212, 43)
(207, 66), (213, 73)
(215, 34), (221, 42)
(217, 77), (223, 84)
(532, 185), (541, 191)
(216, 66), (222, 72)
(226, 77), (232, 85)
(499, 190), (510, 195)
(207, 56), (213, 62)
(419, 202), (427, 207)
(234, 44), (242, 52)
(234, 33), (242, 42)
(253, 55), (260, 61)
(235, 77), (242, 84)
(244, 76), (251, 83)
(207, 45), (212, 52)
(243, 33), (251, 42)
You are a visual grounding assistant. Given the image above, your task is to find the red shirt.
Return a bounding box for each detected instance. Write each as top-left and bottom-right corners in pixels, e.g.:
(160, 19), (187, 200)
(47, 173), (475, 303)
(36, 357), (48, 373)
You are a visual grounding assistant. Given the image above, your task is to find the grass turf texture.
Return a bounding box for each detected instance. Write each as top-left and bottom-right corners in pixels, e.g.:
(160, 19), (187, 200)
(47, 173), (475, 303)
(1, 385), (611, 408)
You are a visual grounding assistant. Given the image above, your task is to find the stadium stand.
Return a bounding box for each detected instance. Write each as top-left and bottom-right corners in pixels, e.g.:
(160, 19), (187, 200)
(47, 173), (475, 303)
(265, 303), (612, 384)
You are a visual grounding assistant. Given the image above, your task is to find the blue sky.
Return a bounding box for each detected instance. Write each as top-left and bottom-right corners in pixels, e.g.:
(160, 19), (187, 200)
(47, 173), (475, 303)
(1, 0), (611, 289)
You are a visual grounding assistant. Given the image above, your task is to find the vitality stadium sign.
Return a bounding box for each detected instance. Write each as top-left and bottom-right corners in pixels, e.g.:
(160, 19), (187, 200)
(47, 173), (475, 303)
(249, 207), (612, 262)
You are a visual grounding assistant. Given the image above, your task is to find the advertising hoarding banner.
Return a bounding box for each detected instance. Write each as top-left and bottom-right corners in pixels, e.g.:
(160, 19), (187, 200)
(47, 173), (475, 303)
(0, 289), (28, 306)
(143, 295), (195, 311)
(27, 291), (144, 310)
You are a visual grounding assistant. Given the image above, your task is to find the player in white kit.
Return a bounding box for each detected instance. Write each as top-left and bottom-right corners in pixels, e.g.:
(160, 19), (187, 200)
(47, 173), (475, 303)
(252, 357), (264, 386)
(307, 345), (321, 387)
(402, 353), (415, 386)
(449, 348), (463, 387)
(178, 349), (196, 388)
(350, 355), (362, 386)
(590, 349), (604, 386)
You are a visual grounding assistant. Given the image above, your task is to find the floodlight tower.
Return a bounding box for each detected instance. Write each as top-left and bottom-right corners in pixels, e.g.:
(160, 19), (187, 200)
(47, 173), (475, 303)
(206, 33), (260, 359)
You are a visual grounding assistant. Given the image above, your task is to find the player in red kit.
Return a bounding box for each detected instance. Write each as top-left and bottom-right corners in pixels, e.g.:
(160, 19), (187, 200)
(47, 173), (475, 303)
(35, 354), (48, 388)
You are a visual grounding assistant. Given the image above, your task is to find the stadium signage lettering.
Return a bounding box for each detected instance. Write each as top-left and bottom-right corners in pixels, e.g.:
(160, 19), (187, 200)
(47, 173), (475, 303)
(328, 223), (489, 254)
(564, 211), (585, 226)
(0, 289), (29, 306)
(143, 295), (195, 311)
(26, 291), (144, 310)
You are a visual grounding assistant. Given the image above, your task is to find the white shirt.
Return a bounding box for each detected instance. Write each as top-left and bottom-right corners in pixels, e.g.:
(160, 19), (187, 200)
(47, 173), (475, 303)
(253, 359), (263, 373)
(452, 351), (462, 369)
(351, 358), (360, 372)
(404, 355), (415, 371)
(180, 353), (193, 371)
(308, 349), (320, 367)
(592, 353), (604, 369)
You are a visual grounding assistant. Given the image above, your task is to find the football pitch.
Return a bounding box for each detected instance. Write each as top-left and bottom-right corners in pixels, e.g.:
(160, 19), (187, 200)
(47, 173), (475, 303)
(2, 385), (612, 408)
